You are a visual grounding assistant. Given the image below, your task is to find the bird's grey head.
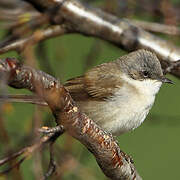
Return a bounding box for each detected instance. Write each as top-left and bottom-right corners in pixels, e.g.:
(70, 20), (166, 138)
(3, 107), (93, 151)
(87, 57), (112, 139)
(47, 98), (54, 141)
(116, 49), (172, 84)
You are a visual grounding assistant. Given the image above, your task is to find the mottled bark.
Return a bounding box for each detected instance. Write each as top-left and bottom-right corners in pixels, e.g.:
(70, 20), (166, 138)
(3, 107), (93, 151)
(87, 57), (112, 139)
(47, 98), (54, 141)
(0, 57), (142, 179)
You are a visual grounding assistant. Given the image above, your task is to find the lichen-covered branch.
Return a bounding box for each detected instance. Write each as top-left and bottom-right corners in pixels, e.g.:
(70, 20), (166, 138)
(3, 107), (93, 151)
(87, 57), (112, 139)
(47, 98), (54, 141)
(0, 57), (142, 180)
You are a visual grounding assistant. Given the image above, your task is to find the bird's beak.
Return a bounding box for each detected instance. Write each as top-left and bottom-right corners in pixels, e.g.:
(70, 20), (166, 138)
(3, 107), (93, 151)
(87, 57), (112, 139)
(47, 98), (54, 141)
(158, 76), (173, 84)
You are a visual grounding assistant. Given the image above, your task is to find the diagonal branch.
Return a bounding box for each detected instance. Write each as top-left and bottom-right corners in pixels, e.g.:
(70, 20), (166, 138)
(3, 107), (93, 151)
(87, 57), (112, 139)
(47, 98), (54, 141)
(0, 25), (69, 54)
(24, 0), (180, 64)
(0, 127), (64, 176)
(129, 19), (180, 36)
(0, 0), (180, 78)
(0, 57), (142, 179)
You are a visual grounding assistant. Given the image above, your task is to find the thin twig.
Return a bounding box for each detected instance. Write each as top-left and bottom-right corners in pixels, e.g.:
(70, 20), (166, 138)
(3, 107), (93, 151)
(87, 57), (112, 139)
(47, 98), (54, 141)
(164, 60), (180, 74)
(43, 135), (58, 180)
(0, 25), (68, 54)
(130, 19), (180, 35)
(0, 148), (26, 166)
(0, 157), (26, 176)
(0, 126), (64, 176)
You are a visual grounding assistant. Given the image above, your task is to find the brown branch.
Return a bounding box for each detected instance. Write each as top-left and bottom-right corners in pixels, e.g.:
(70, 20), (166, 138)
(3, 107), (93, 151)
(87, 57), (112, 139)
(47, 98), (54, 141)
(163, 60), (180, 75)
(0, 157), (26, 175)
(130, 19), (180, 35)
(0, 57), (142, 179)
(0, 148), (26, 167)
(0, 0), (180, 78)
(43, 138), (57, 180)
(0, 126), (64, 176)
(23, 0), (180, 78)
(0, 25), (68, 54)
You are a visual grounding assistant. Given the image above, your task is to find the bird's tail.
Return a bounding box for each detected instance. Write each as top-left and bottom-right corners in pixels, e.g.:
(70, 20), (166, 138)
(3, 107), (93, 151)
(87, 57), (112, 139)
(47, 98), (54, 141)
(0, 94), (48, 106)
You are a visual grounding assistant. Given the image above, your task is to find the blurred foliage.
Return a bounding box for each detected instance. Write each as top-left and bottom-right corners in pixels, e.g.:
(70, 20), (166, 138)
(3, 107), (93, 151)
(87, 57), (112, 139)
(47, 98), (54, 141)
(0, 0), (180, 180)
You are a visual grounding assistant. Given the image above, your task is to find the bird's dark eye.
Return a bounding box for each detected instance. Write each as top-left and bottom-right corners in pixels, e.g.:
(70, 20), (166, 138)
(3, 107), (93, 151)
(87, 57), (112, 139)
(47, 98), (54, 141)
(142, 71), (149, 78)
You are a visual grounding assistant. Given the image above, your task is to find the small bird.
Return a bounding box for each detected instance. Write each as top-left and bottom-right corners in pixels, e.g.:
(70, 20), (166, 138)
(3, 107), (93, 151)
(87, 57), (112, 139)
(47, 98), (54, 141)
(0, 49), (172, 135)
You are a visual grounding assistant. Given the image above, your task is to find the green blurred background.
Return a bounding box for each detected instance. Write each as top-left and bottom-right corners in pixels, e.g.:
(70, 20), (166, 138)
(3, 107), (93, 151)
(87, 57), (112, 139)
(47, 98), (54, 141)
(0, 0), (180, 179)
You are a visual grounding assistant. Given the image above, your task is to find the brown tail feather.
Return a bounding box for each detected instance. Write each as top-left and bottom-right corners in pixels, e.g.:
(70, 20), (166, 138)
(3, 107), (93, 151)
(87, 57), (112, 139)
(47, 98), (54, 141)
(0, 94), (48, 106)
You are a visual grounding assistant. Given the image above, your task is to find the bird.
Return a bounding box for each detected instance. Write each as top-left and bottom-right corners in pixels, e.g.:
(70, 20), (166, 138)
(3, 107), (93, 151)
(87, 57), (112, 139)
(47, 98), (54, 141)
(0, 49), (172, 135)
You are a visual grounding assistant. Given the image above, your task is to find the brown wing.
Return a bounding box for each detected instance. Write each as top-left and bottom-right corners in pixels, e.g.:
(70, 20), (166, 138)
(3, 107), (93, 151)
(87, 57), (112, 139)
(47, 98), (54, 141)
(64, 76), (89, 101)
(0, 62), (124, 105)
(65, 62), (123, 100)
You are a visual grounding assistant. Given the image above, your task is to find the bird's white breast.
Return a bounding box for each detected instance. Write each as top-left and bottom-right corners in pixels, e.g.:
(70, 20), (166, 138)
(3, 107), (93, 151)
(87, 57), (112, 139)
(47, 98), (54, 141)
(99, 76), (162, 135)
(78, 75), (162, 135)
(81, 74), (162, 135)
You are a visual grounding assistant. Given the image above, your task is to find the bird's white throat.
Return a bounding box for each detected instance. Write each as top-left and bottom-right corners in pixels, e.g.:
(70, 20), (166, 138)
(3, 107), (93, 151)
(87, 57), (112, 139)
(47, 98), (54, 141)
(122, 74), (162, 96)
